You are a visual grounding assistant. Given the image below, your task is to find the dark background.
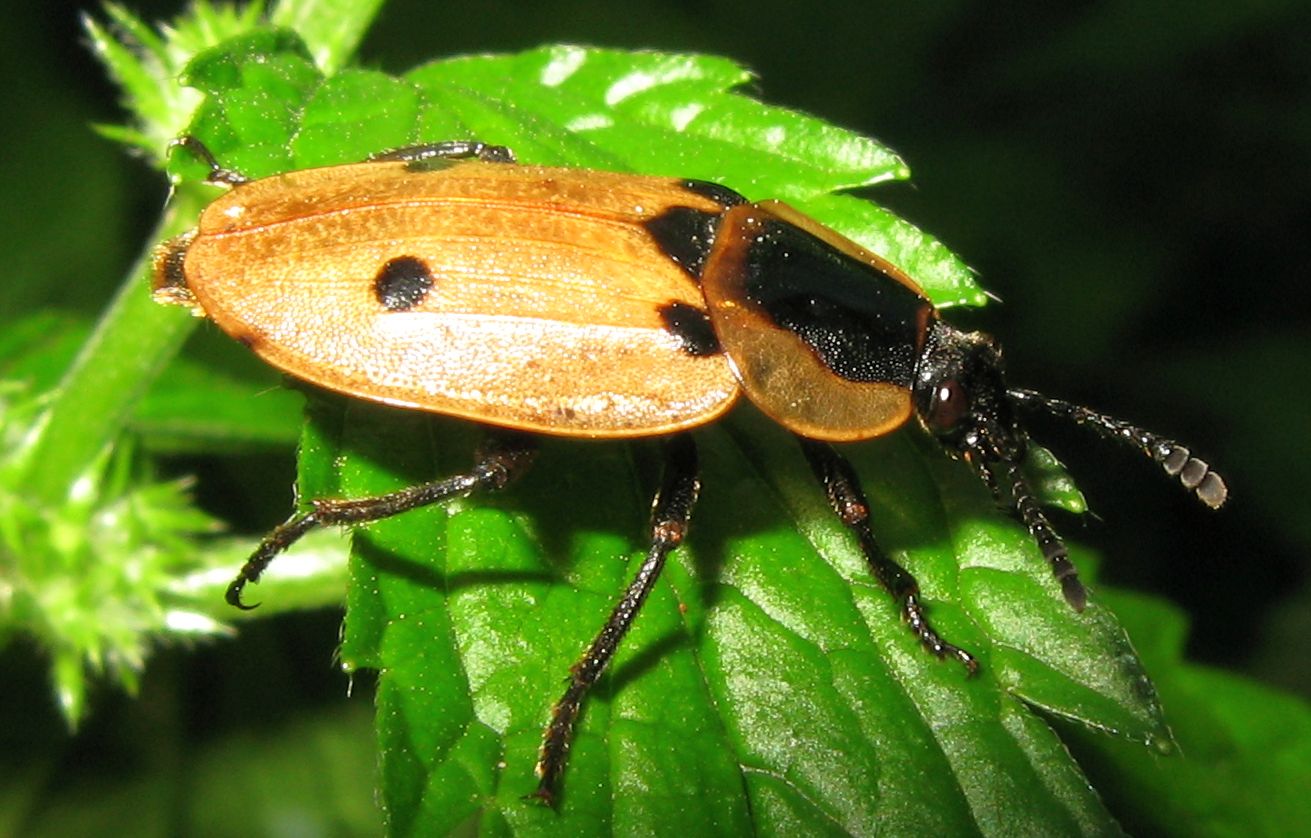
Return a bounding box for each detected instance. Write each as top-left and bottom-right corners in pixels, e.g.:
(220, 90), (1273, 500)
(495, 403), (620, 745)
(4, 0), (1307, 828)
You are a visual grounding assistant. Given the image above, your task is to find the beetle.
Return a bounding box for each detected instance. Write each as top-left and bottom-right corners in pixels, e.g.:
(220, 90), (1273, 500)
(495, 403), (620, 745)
(153, 136), (1227, 806)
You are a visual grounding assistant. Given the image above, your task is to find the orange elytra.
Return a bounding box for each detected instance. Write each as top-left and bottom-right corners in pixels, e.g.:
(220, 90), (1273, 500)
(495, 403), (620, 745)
(154, 136), (1227, 806)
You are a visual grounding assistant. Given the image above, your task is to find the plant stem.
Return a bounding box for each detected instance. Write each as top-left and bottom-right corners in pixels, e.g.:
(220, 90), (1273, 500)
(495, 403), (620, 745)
(19, 190), (207, 504)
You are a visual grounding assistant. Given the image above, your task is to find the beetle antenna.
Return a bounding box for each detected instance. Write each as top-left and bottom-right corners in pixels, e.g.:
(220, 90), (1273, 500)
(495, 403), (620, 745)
(1008, 389), (1227, 509)
(970, 451), (1088, 611)
(169, 136), (249, 187)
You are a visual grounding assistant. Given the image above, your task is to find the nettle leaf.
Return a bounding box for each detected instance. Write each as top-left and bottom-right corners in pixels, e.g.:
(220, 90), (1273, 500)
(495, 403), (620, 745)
(1069, 591), (1311, 836)
(172, 33), (1165, 834)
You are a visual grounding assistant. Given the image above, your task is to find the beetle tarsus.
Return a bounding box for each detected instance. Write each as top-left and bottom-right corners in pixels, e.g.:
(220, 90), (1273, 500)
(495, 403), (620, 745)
(224, 578), (259, 611)
(523, 785), (558, 810)
(1060, 574), (1088, 612)
(904, 593), (979, 675)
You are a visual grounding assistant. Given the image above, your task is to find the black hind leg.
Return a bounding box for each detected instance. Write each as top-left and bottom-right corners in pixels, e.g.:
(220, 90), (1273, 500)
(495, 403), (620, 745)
(530, 434), (701, 807)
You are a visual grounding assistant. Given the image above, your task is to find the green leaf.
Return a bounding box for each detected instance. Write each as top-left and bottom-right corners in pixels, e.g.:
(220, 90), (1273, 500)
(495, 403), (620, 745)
(1023, 442), (1089, 514)
(84, 1), (383, 158)
(269, 0), (386, 75)
(1063, 591), (1311, 836)
(84, 1), (267, 156)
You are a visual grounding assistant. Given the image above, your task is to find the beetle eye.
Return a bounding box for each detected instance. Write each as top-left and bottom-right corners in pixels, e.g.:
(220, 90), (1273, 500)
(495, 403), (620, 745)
(927, 379), (969, 433)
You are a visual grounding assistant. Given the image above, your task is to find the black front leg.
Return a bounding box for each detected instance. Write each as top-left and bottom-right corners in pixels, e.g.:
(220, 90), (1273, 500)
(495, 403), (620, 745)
(530, 434), (701, 807)
(797, 438), (977, 674)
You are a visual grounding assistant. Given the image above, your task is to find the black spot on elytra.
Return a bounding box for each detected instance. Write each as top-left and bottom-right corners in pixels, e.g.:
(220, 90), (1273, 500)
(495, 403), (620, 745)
(374, 256), (434, 311)
(644, 207), (722, 280)
(659, 302), (721, 356)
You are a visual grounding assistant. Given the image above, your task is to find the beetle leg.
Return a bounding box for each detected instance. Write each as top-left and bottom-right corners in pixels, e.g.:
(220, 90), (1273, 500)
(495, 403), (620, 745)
(970, 452), (1088, 611)
(797, 438), (978, 674)
(957, 442), (1087, 609)
(530, 433), (700, 808)
(225, 430), (538, 609)
(169, 135), (249, 186)
(1007, 388), (1228, 510)
(369, 141), (517, 164)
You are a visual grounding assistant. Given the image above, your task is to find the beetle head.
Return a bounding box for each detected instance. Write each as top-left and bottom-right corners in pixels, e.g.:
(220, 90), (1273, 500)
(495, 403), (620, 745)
(915, 322), (1024, 463)
(914, 320), (1089, 609)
